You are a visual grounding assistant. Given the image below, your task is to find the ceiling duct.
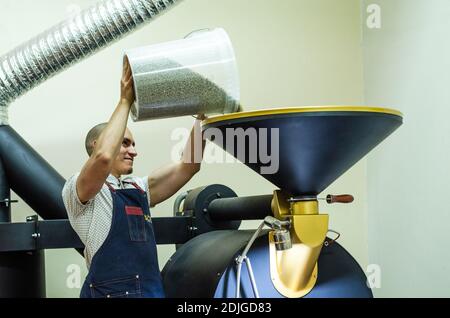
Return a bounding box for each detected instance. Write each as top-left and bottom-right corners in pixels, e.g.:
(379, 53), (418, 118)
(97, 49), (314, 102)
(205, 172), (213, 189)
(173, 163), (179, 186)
(0, 0), (182, 125)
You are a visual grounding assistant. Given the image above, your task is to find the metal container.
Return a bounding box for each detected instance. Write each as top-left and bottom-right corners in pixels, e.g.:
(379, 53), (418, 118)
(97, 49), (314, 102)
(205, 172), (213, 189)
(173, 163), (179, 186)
(125, 28), (240, 121)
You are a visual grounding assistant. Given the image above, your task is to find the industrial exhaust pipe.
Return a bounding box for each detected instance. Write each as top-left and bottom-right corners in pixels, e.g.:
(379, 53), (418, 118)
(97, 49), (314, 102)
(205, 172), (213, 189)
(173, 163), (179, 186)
(0, 0), (182, 125)
(0, 0), (182, 219)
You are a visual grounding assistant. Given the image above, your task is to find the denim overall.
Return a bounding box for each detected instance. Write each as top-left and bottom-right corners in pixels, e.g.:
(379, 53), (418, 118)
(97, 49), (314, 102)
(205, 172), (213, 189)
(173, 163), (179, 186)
(80, 181), (165, 298)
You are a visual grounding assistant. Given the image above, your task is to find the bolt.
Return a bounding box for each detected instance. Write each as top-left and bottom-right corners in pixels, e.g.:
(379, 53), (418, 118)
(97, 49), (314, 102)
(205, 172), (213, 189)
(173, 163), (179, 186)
(203, 208), (208, 213)
(31, 233), (40, 239)
(216, 193), (221, 198)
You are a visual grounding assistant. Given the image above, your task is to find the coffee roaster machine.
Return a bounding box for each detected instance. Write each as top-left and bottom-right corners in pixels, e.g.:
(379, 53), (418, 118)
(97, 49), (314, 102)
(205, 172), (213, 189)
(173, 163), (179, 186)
(0, 106), (402, 298)
(163, 106), (403, 298)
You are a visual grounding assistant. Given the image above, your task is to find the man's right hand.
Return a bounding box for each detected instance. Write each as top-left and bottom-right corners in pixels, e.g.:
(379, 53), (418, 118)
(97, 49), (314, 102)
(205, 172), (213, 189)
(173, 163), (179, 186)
(121, 57), (135, 106)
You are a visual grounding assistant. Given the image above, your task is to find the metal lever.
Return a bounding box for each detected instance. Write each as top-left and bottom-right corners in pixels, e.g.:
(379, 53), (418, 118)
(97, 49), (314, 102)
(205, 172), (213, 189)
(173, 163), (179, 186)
(0, 198), (18, 207)
(264, 216), (291, 229)
(319, 194), (354, 204)
(324, 229), (341, 247)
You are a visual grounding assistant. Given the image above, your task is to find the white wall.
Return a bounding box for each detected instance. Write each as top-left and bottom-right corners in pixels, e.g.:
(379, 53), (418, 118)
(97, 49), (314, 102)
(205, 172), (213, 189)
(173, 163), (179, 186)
(363, 0), (450, 297)
(1, 0), (366, 297)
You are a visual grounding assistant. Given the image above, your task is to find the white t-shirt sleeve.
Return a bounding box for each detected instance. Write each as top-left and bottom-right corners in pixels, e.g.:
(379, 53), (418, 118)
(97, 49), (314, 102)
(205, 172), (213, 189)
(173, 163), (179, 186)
(62, 173), (97, 246)
(62, 173), (95, 217)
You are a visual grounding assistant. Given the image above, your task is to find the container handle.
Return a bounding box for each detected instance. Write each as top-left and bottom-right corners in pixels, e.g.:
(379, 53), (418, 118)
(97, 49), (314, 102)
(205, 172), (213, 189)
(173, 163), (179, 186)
(184, 28), (212, 39)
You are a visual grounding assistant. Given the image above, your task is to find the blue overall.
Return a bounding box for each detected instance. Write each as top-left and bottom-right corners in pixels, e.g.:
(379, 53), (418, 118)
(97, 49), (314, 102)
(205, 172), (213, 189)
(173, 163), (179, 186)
(80, 181), (165, 298)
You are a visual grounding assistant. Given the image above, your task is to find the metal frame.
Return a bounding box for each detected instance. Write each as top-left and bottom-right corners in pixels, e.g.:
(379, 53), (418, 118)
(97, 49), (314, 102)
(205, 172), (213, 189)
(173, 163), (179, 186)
(0, 217), (193, 253)
(0, 158), (10, 223)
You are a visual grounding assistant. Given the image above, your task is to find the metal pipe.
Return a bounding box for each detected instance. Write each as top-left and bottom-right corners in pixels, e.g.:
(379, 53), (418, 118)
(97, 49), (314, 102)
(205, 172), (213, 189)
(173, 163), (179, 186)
(0, 0), (182, 125)
(0, 126), (67, 220)
(173, 191), (188, 216)
(208, 195), (273, 221)
(0, 250), (46, 298)
(0, 158), (11, 222)
(235, 220), (265, 298)
(245, 257), (259, 298)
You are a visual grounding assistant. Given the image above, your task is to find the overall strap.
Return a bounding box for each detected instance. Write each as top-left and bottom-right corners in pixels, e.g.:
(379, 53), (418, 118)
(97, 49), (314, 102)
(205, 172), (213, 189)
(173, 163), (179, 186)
(124, 181), (146, 194)
(105, 182), (116, 192)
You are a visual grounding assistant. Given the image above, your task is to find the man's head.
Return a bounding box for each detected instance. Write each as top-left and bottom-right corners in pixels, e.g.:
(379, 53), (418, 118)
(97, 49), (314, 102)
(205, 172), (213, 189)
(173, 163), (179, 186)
(85, 123), (138, 177)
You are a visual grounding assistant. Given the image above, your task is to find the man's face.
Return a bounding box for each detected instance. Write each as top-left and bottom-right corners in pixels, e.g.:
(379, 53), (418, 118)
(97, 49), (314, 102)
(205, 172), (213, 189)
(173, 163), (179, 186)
(112, 128), (138, 177)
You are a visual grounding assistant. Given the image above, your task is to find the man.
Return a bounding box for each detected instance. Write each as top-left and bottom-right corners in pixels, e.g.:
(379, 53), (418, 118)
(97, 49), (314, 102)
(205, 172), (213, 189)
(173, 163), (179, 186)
(62, 58), (205, 298)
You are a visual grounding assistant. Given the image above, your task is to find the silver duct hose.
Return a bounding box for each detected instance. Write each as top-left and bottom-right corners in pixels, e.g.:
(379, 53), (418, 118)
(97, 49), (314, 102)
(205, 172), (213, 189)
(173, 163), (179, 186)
(0, 0), (182, 125)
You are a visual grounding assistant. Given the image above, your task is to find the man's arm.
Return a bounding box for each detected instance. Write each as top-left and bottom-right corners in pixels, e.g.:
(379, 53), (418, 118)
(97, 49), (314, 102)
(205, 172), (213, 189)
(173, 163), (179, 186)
(76, 58), (135, 204)
(148, 118), (206, 207)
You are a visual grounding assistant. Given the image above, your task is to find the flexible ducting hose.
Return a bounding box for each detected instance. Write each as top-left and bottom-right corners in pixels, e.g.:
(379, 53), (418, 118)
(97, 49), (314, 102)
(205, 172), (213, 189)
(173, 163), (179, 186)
(0, 0), (182, 125)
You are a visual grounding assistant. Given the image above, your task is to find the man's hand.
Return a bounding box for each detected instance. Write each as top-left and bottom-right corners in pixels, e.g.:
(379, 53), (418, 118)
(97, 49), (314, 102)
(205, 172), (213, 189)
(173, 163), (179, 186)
(121, 57), (135, 105)
(196, 113), (207, 121)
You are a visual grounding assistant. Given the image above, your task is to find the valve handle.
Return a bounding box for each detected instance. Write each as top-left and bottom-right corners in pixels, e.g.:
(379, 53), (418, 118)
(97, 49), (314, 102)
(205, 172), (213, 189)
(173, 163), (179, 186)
(326, 194), (354, 204)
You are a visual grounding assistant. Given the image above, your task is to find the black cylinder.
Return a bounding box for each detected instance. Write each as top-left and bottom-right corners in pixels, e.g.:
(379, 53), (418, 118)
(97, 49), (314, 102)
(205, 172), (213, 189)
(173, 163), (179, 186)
(0, 250), (46, 298)
(0, 158), (11, 222)
(163, 230), (373, 298)
(208, 195), (273, 221)
(0, 125), (67, 219)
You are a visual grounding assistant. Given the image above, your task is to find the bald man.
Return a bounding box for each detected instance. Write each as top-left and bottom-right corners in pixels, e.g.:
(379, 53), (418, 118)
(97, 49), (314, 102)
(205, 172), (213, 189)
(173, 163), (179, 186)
(62, 58), (205, 298)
